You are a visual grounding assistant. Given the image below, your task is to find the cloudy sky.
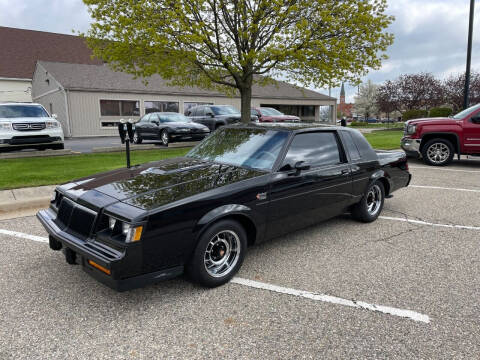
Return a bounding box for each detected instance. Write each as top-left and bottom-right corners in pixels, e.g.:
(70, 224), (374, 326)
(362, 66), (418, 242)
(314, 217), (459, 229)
(1, 0), (479, 102)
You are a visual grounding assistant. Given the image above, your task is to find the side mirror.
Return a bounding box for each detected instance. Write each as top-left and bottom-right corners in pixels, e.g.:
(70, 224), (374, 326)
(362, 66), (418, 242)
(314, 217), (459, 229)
(471, 116), (480, 124)
(152, 120), (159, 125)
(206, 112), (214, 118)
(52, 113), (58, 119)
(294, 161), (310, 171)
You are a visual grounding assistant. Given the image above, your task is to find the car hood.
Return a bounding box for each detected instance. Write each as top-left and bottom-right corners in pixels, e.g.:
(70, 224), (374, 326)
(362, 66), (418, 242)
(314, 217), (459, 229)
(0, 117), (55, 122)
(406, 117), (460, 126)
(59, 157), (263, 210)
(167, 122), (209, 130)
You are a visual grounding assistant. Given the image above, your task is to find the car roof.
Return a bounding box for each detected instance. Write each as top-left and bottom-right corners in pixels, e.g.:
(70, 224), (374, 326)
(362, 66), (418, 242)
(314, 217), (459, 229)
(0, 102), (43, 106)
(228, 122), (351, 133)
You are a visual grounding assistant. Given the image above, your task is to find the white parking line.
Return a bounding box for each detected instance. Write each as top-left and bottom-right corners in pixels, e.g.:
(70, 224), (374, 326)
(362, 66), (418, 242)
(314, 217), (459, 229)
(0, 229), (48, 243)
(379, 216), (480, 231)
(231, 278), (430, 323)
(410, 166), (480, 173)
(410, 185), (480, 193)
(0, 228), (431, 324)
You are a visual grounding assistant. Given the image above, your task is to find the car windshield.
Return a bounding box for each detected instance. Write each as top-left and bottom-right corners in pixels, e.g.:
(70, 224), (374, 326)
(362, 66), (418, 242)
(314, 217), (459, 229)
(0, 105), (49, 118)
(261, 108), (283, 116)
(211, 106), (239, 115)
(187, 127), (289, 171)
(161, 113), (191, 122)
(452, 103), (480, 119)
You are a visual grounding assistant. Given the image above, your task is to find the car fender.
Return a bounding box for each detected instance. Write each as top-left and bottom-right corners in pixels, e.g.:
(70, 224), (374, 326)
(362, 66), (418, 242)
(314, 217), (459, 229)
(197, 204), (254, 228)
(369, 169), (392, 195)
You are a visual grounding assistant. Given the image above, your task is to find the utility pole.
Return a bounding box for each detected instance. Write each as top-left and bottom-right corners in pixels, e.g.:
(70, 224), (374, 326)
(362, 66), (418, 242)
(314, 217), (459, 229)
(463, 0), (475, 109)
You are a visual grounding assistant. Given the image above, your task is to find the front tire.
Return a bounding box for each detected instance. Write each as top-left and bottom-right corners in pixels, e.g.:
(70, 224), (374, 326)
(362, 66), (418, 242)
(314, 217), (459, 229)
(133, 131), (142, 144)
(421, 138), (454, 166)
(187, 219), (247, 287)
(352, 181), (385, 223)
(160, 129), (169, 146)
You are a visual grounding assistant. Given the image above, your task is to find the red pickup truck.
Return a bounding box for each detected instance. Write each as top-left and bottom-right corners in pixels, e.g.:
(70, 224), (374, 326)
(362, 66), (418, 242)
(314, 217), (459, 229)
(401, 104), (480, 166)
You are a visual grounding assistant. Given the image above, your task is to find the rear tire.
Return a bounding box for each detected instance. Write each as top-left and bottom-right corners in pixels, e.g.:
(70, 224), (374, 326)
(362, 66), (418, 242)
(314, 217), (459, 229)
(421, 138), (454, 166)
(187, 219), (247, 287)
(352, 181), (385, 223)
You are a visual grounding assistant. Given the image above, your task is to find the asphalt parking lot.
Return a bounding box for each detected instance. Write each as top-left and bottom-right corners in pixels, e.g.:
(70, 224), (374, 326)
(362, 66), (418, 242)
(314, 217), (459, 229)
(1, 157), (480, 359)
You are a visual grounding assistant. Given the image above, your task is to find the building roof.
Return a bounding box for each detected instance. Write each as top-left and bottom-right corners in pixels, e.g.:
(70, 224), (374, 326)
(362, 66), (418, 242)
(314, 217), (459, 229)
(0, 26), (102, 79)
(37, 61), (335, 101)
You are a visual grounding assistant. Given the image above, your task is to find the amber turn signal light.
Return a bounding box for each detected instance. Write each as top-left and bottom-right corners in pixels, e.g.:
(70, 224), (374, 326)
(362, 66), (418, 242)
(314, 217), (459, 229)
(88, 260), (111, 275)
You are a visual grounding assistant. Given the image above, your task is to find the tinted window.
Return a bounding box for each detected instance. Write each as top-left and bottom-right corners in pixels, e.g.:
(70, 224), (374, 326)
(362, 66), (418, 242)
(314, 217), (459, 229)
(144, 101), (179, 114)
(196, 106), (205, 116)
(282, 132), (341, 169)
(139, 114), (150, 122)
(0, 105), (49, 118)
(211, 106), (239, 115)
(188, 128), (289, 171)
(342, 132), (361, 161)
(100, 100), (139, 116)
(350, 130), (376, 158)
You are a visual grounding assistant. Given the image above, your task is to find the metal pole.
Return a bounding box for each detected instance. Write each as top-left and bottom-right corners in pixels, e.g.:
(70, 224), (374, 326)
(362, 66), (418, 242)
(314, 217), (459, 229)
(464, 0), (475, 109)
(125, 138), (131, 168)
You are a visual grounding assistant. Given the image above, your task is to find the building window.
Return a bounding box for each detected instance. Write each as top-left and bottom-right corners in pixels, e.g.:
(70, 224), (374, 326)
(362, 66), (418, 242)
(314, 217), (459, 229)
(301, 106), (315, 117)
(144, 101), (179, 114)
(184, 102), (213, 115)
(100, 100), (140, 116)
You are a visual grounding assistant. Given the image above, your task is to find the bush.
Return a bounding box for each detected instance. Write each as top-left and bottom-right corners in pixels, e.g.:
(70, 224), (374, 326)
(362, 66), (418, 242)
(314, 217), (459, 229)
(429, 107), (453, 118)
(403, 109), (428, 121)
(350, 121), (365, 127)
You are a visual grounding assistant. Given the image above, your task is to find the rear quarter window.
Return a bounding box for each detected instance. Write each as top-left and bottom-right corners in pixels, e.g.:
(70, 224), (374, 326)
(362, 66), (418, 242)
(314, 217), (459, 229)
(349, 130), (377, 160)
(341, 132), (362, 161)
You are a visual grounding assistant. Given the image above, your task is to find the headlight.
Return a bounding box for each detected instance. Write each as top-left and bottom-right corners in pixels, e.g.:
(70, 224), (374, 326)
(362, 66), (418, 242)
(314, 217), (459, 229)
(108, 216), (143, 242)
(406, 124), (417, 134)
(0, 122), (12, 130)
(46, 121), (59, 129)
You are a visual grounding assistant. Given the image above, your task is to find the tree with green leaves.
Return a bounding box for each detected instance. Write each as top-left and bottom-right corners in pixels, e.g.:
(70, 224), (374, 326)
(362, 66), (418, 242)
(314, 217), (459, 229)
(83, 0), (394, 123)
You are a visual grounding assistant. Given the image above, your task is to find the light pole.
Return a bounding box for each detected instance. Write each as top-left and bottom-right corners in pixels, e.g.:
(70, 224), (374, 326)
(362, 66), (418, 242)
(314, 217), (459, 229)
(463, 0), (475, 109)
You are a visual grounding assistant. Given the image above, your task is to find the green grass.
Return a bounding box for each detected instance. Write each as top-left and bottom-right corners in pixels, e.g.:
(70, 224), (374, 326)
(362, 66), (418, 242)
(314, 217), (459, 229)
(364, 129), (404, 150)
(0, 148), (190, 190)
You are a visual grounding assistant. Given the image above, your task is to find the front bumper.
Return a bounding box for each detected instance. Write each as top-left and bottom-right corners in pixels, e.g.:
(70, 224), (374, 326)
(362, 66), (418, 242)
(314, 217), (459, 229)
(0, 127), (64, 147)
(170, 132), (209, 142)
(37, 208), (183, 291)
(401, 137), (421, 158)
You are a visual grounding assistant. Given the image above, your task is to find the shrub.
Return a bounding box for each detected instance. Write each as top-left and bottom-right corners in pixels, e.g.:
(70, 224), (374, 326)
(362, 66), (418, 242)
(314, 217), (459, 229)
(350, 121), (365, 127)
(403, 109), (428, 121)
(429, 107), (453, 118)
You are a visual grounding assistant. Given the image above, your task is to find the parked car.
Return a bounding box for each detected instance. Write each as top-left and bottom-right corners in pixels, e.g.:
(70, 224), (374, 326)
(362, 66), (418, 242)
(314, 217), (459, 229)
(185, 105), (242, 131)
(37, 123), (411, 291)
(0, 102), (64, 150)
(366, 118), (378, 124)
(251, 107), (300, 122)
(401, 103), (480, 166)
(133, 112), (209, 146)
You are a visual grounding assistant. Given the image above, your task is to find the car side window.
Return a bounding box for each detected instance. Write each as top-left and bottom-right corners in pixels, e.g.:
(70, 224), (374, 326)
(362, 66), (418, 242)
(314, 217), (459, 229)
(282, 132), (342, 169)
(150, 114), (159, 123)
(139, 114), (150, 122)
(342, 132), (361, 161)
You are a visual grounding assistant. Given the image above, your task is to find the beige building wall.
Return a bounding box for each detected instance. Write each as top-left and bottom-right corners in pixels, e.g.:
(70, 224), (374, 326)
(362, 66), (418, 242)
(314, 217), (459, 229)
(0, 78), (32, 102)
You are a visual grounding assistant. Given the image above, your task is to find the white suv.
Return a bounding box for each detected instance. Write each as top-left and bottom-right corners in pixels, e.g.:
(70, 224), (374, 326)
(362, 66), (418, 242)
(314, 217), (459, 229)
(0, 103), (64, 150)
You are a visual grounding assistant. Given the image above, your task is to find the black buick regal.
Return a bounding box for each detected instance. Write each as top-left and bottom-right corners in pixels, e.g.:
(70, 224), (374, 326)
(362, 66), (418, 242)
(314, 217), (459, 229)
(37, 124), (411, 291)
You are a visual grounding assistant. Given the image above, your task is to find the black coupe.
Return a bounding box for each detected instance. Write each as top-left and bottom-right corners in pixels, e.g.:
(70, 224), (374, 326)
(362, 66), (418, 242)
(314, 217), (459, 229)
(133, 112), (210, 146)
(37, 124), (411, 291)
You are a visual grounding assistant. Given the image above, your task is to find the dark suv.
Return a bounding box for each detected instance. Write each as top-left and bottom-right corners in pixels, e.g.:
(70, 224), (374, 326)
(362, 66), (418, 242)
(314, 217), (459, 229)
(185, 105), (243, 130)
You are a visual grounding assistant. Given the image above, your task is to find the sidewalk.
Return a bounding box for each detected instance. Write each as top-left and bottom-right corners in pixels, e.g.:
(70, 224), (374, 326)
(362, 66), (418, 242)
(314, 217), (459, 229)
(0, 185), (55, 218)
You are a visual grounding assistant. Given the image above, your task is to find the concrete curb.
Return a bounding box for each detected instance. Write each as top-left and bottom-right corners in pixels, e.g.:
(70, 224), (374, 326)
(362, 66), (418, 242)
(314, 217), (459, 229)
(91, 141), (198, 153)
(0, 185), (56, 215)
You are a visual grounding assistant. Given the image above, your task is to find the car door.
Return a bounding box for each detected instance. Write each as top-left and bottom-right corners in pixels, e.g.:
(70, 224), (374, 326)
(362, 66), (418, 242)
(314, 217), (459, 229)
(266, 131), (353, 239)
(147, 113), (161, 138)
(203, 106), (217, 130)
(463, 113), (480, 153)
(136, 114), (150, 138)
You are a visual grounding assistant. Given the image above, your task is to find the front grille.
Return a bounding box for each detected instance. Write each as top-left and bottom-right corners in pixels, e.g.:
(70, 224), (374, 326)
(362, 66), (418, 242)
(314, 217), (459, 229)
(56, 197), (97, 239)
(12, 122), (46, 131)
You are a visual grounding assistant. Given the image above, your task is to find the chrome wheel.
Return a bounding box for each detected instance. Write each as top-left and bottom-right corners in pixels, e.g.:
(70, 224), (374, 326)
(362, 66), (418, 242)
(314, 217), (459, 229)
(204, 230), (241, 278)
(426, 143), (450, 164)
(366, 184), (382, 216)
(161, 131), (169, 145)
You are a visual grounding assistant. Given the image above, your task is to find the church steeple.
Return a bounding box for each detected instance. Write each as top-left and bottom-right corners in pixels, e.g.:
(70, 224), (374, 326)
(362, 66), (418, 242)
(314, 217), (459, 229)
(340, 82), (345, 97)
